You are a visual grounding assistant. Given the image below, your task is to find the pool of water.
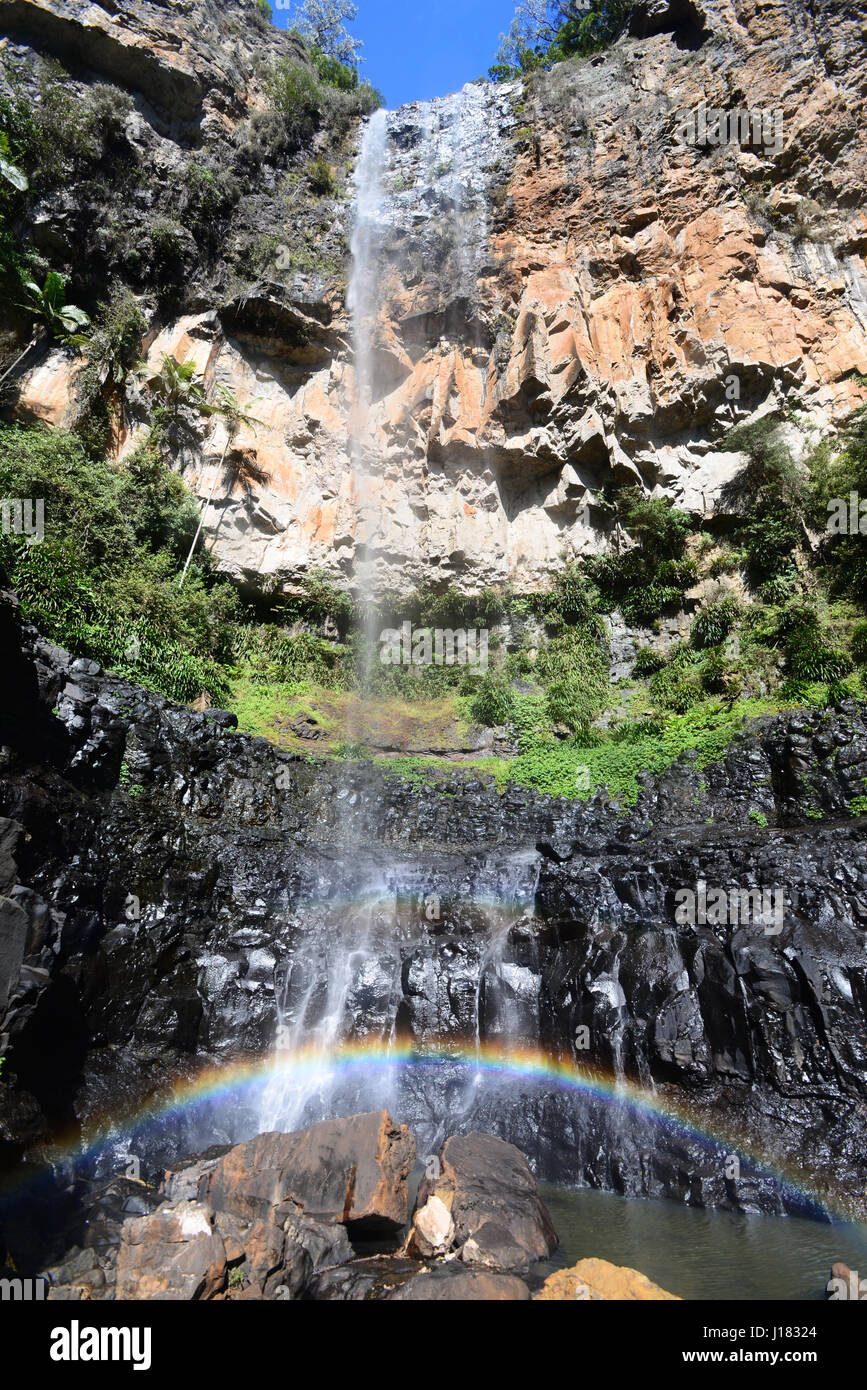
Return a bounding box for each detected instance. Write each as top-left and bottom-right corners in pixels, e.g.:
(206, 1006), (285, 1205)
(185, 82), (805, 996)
(537, 1185), (867, 1300)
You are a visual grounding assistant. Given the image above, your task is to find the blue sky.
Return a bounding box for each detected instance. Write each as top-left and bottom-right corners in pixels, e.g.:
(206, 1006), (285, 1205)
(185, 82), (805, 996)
(271, 0), (520, 109)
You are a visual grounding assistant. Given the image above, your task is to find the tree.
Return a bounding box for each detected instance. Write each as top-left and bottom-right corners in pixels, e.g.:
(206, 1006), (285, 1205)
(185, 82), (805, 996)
(495, 0), (569, 72)
(287, 0), (363, 68)
(139, 352), (210, 420)
(492, 0), (634, 77)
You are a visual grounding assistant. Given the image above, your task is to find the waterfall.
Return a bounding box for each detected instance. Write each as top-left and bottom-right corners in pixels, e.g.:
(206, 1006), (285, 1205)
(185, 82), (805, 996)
(346, 105), (388, 685)
(257, 88), (546, 1148)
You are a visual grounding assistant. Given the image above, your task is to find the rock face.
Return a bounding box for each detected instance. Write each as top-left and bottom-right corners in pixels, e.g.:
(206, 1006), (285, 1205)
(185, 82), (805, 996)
(2, 595), (867, 1234)
(411, 1132), (557, 1271)
(535, 1258), (680, 1301)
(0, 0), (299, 128)
(5, 0), (867, 595)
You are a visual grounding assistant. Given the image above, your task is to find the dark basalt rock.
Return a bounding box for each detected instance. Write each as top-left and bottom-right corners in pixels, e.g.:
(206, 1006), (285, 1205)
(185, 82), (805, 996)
(1, 587), (867, 1277)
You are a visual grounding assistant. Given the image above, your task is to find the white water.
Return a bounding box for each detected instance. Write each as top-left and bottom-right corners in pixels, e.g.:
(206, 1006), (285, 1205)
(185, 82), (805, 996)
(258, 91), (541, 1139)
(346, 105), (388, 643)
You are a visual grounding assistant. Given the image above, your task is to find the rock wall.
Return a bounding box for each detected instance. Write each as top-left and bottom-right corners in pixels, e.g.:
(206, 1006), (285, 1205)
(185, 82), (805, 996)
(2, 591), (866, 1219)
(6, 0), (867, 595)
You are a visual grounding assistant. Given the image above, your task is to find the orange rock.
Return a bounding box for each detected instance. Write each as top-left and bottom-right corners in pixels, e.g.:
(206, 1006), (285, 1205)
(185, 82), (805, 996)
(535, 1258), (680, 1301)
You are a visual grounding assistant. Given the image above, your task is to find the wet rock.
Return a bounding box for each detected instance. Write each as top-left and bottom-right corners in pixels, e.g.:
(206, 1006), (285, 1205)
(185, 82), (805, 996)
(3, 611), (867, 1231)
(43, 1244), (108, 1299)
(281, 1207), (354, 1273)
(309, 1255), (421, 1302)
(460, 1220), (531, 1273)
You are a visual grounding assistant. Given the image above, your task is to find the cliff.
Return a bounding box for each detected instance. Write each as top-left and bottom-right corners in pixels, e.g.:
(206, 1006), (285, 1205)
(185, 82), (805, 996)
(2, 588), (867, 1226)
(2, 0), (866, 596)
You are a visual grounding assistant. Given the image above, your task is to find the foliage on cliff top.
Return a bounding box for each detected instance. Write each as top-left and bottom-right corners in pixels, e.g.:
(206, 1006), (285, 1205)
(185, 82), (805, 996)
(490, 0), (636, 81)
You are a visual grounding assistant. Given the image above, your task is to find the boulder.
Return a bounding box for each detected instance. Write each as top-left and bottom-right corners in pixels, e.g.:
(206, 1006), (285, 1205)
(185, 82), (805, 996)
(460, 1220), (530, 1272)
(535, 1258), (680, 1300)
(115, 1200), (226, 1301)
(281, 1206), (354, 1273)
(405, 1193), (455, 1258)
(228, 1218), (310, 1299)
(200, 1111), (415, 1235)
(413, 1132), (557, 1271)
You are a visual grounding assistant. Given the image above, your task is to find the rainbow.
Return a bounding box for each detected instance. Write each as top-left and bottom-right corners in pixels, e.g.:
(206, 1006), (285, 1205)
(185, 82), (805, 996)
(4, 1041), (863, 1228)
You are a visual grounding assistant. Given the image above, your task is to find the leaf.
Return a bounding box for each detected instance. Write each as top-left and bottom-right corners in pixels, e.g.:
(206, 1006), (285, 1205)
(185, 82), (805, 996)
(42, 271), (66, 311)
(60, 306), (91, 330)
(0, 154), (28, 191)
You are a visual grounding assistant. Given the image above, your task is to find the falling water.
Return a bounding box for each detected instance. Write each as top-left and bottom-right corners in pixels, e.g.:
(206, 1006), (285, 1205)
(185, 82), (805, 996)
(346, 104), (388, 685)
(258, 88), (542, 1143)
(260, 109), (396, 1133)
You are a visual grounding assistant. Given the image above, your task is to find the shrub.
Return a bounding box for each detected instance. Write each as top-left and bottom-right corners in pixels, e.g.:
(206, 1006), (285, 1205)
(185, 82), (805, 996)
(632, 646), (666, 677)
(649, 662), (702, 713)
(468, 669), (516, 726)
(852, 620), (867, 666)
(0, 424), (236, 703)
(311, 47), (358, 91)
(73, 286), (147, 454)
(810, 407), (867, 601)
(785, 617), (851, 684)
(584, 489), (694, 625)
(537, 624), (609, 733)
(721, 418), (808, 588)
(691, 596), (740, 650)
(264, 59), (323, 145)
(306, 156), (335, 195)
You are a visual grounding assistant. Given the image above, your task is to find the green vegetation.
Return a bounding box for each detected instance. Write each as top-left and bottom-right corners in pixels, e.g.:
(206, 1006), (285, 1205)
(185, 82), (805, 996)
(0, 424), (236, 703)
(17, 271), (90, 339)
(6, 404), (867, 803)
(584, 488), (696, 624)
(490, 0), (635, 81)
(257, 52), (381, 163)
